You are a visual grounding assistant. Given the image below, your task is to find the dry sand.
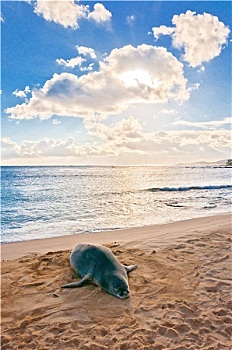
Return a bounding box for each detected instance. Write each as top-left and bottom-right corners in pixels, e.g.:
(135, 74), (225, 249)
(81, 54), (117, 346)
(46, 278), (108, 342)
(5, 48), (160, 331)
(1, 214), (232, 349)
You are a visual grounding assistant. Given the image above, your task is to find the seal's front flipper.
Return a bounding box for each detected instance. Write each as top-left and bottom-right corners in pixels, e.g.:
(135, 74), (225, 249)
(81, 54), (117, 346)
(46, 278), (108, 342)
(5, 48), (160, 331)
(124, 264), (137, 273)
(61, 274), (91, 288)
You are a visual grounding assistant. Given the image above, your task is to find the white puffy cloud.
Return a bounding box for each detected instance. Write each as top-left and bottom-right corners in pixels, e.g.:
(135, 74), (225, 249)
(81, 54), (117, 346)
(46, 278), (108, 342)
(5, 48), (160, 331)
(1, 138), (21, 159)
(2, 125), (231, 164)
(56, 56), (85, 68)
(33, 1), (111, 29)
(85, 117), (231, 162)
(56, 46), (96, 69)
(5, 44), (189, 120)
(152, 11), (230, 67)
(36, 137), (77, 156)
(1, 135), (129, 161)
(1, 136), (94, 159)
(87, 3), (112, 23)
(76, 45), (97, 59)
(33, 0), (88, 29)
(13, 86), (31, 98)
(122, 129), (231, 162)
(86, 116), (143, 142)
(152, 25), (175, 40)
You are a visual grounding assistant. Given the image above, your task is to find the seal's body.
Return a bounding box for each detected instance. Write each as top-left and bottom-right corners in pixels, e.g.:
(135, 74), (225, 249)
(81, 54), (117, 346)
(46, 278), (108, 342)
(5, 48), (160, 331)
(61, 243), (137, 299)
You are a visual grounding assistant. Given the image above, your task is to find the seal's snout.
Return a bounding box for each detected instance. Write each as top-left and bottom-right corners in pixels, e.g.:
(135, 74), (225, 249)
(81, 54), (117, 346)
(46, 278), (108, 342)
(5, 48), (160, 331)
(118, 289), (130, 299)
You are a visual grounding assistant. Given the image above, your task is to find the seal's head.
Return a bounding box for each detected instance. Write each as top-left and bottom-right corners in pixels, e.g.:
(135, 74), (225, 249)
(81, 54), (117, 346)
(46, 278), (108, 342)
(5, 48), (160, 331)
(109, 275), (130, 299)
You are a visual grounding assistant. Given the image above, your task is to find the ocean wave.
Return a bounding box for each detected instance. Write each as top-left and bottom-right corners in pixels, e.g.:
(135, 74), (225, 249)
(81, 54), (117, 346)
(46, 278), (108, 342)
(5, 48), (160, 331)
(147, 185), (232, 192)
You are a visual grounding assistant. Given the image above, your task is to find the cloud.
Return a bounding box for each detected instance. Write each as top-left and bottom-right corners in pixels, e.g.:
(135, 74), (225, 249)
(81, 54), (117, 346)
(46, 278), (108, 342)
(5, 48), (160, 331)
(152, 25), (175, 40)
(33, 0), (88, 29)
(2, 125), (231, 163)
(159, 109), (179, 115)
(56, 56), (85, 69)
(174, 117), (232, 129)
(76, 46), (97, 59)
(1, 136), (91, 159)
(86, 117), (231, 160)
(152, 11), (230, 67)
(197, 66), (205, 73)
(56, 45), (97, 70)
(56, 46), (96, 70)
(13, 86), (31, 98)
(87, 3), (112, 23)
(33, 1), (111, 29)
(1, 135), (121, 160)
(52, 119), (61, 125)
(187, 82), (202, 92)
(80, 63), (95, 72)
(86, 116), (143, 142)
(5, 44), (189, 120)
(127, 15), (136, 26)
(1, 138), (21, 159)
(1, 14), (5, 23)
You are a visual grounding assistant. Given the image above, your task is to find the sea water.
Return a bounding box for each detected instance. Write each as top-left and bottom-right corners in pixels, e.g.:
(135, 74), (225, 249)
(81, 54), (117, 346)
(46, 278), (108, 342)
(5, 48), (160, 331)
(1, 166), (231, 243)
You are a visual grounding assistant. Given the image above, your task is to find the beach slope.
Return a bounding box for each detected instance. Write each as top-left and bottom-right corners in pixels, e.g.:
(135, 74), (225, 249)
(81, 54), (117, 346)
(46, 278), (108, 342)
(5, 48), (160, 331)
(1, 215), (231, 349)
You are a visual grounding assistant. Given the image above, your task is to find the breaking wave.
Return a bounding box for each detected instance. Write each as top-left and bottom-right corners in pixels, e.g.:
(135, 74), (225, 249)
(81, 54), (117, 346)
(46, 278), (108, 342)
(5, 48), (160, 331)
(147, 185), (232, 192)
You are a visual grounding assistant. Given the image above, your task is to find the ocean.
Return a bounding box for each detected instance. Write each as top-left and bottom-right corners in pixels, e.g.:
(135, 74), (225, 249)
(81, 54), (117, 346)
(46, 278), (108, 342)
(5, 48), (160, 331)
(1, 166), (231, 243)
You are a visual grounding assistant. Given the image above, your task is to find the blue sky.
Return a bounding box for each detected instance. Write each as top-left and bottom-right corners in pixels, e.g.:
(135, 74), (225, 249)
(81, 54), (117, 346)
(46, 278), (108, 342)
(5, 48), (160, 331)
(1, 0), (231, 165)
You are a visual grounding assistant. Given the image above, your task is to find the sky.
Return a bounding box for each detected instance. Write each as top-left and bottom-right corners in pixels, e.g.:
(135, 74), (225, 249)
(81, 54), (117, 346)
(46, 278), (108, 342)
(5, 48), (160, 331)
(1, 0), (231, 166)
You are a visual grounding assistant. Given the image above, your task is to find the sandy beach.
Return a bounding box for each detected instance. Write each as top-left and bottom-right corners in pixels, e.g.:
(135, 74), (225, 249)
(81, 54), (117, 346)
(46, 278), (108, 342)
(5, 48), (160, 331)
(1, 214), (232, 349)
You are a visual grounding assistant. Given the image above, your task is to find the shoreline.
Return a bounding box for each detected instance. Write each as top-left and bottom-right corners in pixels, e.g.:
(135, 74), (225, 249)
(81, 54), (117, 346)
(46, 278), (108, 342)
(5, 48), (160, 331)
(1, 213), (231, 261)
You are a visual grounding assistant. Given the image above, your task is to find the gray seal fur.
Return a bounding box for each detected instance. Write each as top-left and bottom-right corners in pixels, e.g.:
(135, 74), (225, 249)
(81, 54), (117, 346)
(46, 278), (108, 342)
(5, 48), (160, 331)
(61, 243), (137, 299)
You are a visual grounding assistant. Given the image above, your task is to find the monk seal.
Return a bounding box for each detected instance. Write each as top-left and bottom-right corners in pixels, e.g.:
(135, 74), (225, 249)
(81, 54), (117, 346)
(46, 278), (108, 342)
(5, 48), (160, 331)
(61, 243), (137, 299)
